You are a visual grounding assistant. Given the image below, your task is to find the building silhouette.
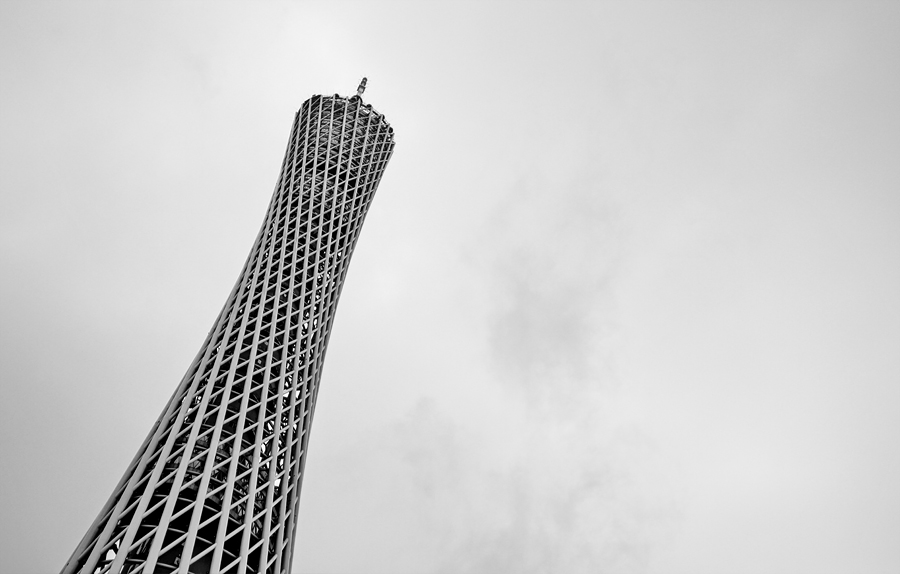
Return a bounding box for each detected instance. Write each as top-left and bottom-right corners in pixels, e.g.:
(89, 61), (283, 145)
(62, 80), (395, 574)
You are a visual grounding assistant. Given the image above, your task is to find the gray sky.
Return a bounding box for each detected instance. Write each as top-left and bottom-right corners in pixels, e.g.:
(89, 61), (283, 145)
(1, 2), (898, 573)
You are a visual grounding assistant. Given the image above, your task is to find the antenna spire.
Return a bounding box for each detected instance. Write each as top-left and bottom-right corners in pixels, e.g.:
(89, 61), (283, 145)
(356, 77), (367, 98)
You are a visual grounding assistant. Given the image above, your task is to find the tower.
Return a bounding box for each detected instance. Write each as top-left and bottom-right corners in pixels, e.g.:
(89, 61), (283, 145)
(62, 81), (395, 574)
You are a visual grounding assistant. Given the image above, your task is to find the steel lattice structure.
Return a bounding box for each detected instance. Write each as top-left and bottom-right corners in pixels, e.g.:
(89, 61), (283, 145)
(62, 83), (395, 574)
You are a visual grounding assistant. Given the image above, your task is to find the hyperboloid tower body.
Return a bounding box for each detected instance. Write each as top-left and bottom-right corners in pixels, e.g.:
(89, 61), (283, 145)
(62, 81), (395, 574)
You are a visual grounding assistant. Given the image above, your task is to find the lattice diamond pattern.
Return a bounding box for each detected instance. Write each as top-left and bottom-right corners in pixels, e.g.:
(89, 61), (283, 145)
(62, 93), (395, 574)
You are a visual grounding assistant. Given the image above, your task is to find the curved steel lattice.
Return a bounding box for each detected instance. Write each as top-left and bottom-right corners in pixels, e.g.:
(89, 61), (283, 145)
(62, 89), (395, 574)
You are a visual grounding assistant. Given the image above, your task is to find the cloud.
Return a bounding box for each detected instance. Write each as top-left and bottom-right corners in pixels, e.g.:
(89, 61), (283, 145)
(382, 172), (675, 573)
(479, 172), (618, 402)
(391, 398), (669, 574)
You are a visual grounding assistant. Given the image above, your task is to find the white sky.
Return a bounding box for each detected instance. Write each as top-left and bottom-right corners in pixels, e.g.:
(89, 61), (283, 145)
(1, 2), (898, 573)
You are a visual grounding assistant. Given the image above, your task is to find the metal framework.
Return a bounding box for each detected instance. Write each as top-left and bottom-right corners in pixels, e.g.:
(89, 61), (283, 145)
(62, 83), (395, 574)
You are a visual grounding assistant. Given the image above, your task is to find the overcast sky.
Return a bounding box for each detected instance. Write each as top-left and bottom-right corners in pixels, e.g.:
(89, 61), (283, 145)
(1, 2), (898, 573)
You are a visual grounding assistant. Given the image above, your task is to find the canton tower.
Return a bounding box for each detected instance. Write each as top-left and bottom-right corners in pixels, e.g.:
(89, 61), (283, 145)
(61, 79), (395, 574)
